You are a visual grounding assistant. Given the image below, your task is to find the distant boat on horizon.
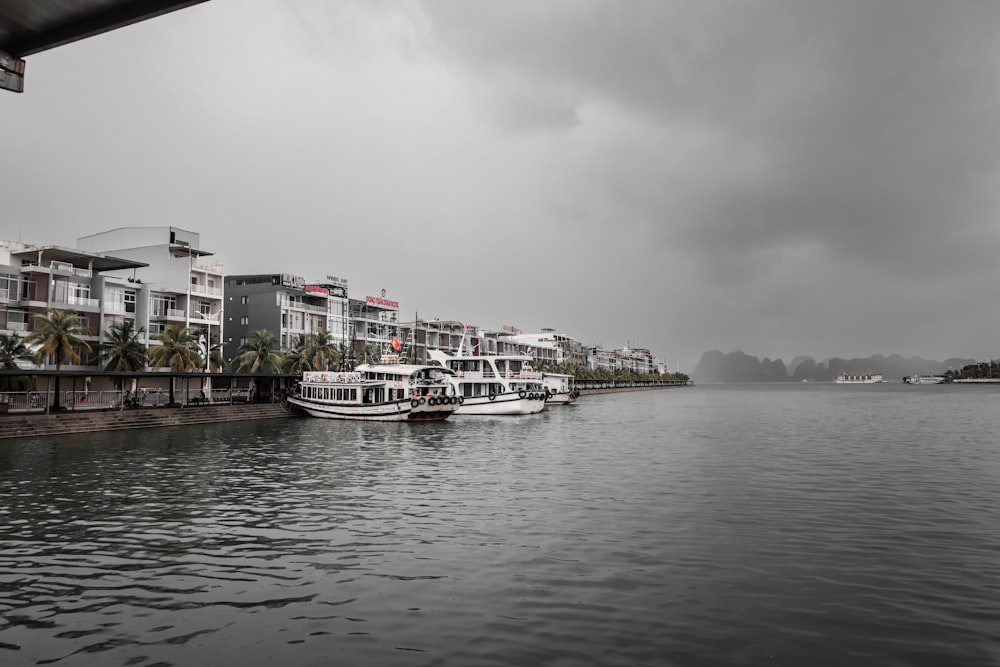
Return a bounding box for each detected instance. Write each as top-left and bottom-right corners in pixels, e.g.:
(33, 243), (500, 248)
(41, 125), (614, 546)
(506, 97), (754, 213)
(834, 372), (886, 384)
(903, 375), (946, 385)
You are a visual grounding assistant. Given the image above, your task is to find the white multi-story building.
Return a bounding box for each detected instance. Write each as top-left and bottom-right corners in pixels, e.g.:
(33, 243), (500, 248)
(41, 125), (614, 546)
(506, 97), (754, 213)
(77, 227), (224, 351)
(0, 239), (148, 369)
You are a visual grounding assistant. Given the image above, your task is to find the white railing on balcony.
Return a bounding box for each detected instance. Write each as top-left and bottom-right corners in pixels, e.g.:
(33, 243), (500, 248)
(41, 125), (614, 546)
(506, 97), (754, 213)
(190, 311), (221, 323)
(191, 284), (222, 297)
(72, 268), (93, 278)
(195, 263), (224, 274)
(55, 296), (99, 308)
(166, 309), (186, 319)
(279, 296), (330, 314)
(105, 302), (127, 313)
(5, 322), (27, 332)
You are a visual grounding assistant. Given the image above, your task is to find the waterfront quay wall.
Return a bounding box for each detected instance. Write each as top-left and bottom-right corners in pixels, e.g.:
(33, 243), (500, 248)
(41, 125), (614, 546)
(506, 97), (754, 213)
(0, 382), (690, 439)
(576, 379), (692, 396)
(0, 403), (293, 441)
(578, 385), (691, 396)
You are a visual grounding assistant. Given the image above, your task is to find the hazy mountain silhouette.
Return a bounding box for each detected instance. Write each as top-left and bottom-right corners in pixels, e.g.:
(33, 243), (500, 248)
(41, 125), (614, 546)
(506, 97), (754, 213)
(693, 350), (976, 383)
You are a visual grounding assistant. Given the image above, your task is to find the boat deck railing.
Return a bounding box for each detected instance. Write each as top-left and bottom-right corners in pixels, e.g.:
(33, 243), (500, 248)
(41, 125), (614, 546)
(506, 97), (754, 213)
(454, 369), (543, 381)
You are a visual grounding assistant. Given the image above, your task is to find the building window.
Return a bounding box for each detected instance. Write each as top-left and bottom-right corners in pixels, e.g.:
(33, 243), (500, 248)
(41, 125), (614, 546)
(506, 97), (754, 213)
(150, 295), (177, 317)
(240, 316), (249, 325)
(241, 296), (249, 305)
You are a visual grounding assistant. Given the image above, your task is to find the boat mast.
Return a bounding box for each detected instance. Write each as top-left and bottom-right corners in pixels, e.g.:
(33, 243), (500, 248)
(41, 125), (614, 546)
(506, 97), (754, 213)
(456, 321), (469, 357)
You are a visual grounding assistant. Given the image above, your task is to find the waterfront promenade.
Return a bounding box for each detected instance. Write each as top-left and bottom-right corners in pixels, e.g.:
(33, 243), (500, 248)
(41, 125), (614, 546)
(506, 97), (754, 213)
(0, 402), (292, 440)
(0, 382), (689, 439)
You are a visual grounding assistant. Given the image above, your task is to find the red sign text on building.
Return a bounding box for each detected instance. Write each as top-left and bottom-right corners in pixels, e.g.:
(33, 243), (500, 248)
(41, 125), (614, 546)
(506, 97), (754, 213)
(366, 295), (399, 309)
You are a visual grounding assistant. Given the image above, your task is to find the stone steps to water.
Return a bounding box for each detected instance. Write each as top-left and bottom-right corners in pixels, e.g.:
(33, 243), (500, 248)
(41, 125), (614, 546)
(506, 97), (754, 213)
(0, 403), (295, 440)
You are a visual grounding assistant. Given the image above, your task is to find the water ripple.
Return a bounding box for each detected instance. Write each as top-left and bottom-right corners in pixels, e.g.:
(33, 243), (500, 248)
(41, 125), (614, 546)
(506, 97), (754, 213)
(2, 388), (999, 665)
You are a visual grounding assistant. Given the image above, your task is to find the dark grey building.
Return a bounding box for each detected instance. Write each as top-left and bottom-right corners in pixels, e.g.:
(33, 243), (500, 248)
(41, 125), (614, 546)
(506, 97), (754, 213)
(223, 273), (349, 365)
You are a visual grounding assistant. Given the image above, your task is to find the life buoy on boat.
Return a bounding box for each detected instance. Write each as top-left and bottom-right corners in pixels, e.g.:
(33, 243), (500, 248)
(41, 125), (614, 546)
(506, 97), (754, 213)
(411, 398), (420, 409)
(488, 393), (496, 401)
(519, 390), (526, 399)
(458, 396), (465, 405)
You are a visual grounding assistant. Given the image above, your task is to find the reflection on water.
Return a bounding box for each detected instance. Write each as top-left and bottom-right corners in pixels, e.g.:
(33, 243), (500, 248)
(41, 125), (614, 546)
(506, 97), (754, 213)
(1, 385), (999, 666)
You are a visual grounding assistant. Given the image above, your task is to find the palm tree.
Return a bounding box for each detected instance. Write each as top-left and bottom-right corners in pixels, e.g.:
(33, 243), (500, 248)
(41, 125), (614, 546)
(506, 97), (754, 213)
(99, 320), (147, 394)
(309, 330), (340, 371)
(234, 329), (284, 373)
(285, 331), (342, 374)
(0, 333), (31, 393)
(24, 309), (93, 410)
(284, 335), (317, 375)
(234, 329), (284, 401)
(148, 324), (200, 405)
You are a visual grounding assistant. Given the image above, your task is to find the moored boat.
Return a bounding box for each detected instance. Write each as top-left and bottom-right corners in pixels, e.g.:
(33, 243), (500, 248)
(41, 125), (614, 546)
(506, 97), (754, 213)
(428, 349), (547, 415)
(287, 357), (459, 421)
(834, 372), (886, 384)
(542, 372), (580, 405)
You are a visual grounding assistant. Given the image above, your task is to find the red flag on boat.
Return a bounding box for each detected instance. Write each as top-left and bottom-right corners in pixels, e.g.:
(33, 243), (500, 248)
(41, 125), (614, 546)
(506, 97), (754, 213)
(391, 336), (401, 350)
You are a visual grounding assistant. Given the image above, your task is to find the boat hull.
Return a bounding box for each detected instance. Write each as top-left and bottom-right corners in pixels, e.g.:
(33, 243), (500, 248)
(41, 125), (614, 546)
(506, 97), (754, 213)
(454, 393), (546, 415)
(287, 395), (457, 421)
(544, 391), (577, 405)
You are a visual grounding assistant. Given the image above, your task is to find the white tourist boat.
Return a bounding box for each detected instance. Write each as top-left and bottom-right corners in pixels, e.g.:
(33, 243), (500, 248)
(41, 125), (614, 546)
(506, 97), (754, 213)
(428, 349), (548, 415)
(542, 372), (580, 405)
(287, 357), (459, 421)
(904, 375), (946, 385)
(834, 372), (886, 384)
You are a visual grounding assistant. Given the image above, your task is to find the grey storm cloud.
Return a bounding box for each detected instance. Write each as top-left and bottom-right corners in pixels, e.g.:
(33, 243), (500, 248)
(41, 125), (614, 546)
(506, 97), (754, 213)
(3, 0), (999, 369)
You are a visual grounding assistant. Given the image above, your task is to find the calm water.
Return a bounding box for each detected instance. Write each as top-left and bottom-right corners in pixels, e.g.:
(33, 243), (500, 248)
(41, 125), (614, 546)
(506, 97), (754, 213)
(1, 384), (998, 667)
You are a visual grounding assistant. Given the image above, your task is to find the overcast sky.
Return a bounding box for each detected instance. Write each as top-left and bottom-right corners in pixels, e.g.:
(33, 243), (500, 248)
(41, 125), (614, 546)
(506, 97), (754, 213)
(3, 0), (999, 371)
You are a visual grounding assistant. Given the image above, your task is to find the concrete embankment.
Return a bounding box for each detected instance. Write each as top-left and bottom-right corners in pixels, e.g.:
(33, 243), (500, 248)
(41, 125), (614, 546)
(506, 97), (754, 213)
(0, 387), (689, 439)
(578, 385), (692, 396)
(0, 403), (294, 440)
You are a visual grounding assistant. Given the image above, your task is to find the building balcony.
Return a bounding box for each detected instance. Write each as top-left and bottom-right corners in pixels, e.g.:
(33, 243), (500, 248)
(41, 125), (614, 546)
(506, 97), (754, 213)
(191, 284), (222, 297)
(190, 311), (222, 324)
(152, 309), (187, 320)
(195, 263), (224, 274)
(104, 302), (133, 314)
(52, 296), (100, 309)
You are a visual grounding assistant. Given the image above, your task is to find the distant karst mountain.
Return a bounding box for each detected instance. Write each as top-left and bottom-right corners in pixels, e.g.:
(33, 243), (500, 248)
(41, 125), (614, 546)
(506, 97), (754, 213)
(693, 350), (976, 383)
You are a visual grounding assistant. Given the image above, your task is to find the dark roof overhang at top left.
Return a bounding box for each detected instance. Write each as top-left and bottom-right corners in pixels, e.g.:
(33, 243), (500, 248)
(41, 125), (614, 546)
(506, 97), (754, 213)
(0, 0), (209, 92)
(11, 245), (148, 273)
